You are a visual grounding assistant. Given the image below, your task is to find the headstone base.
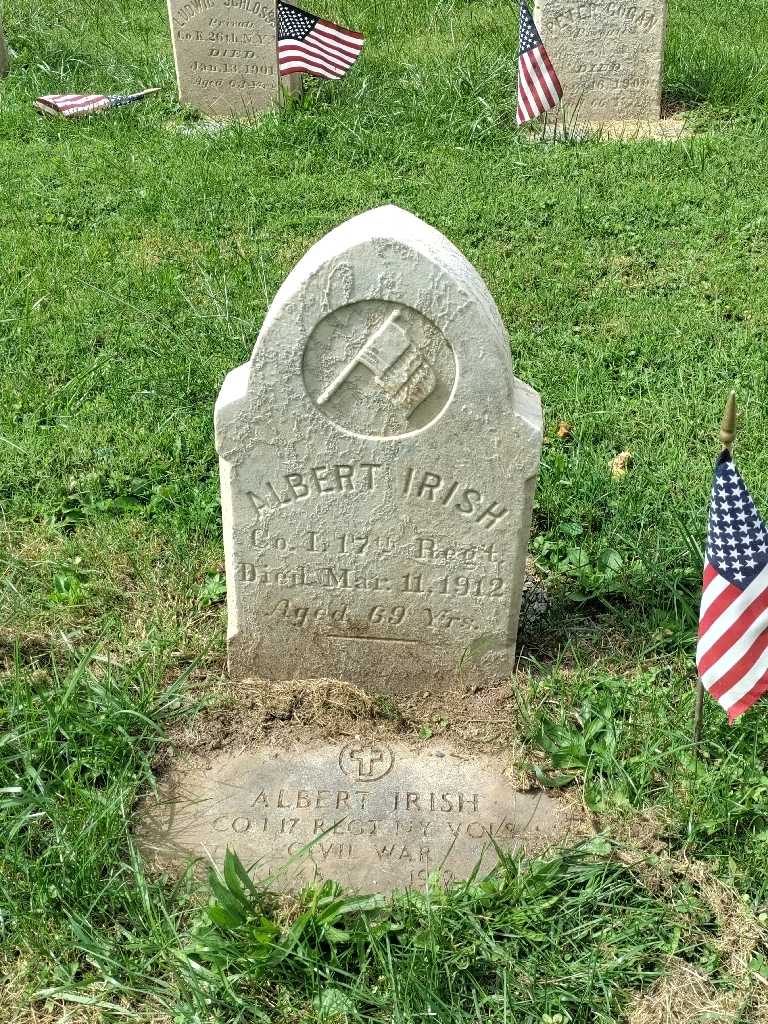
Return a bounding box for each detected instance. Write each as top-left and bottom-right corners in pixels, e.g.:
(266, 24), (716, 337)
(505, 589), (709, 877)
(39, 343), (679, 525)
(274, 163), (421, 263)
(523, 115), (689, 143)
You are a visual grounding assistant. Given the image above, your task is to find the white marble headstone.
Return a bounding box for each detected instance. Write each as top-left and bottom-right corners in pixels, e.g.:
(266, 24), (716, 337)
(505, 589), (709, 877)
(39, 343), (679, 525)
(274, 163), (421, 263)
(534, 0), (667, 122)
(215, 206), (543, 692)
(166, 0), (299, 117)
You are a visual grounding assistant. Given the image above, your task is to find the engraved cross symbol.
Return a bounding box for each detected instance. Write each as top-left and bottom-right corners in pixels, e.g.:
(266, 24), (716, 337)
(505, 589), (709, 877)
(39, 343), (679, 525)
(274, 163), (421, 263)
(339, 741), (394, 781)
(349, 745), (386, 779)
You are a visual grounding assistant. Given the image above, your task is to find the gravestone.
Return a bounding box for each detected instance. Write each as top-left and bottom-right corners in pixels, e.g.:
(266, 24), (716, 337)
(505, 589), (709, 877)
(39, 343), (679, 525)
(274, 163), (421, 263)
(216, 206), (542, 692)
(534, 0), (667, 122)
(0, 20), (9, 78)
(166, 0), (300, 117)
(138, 740), (569, 892)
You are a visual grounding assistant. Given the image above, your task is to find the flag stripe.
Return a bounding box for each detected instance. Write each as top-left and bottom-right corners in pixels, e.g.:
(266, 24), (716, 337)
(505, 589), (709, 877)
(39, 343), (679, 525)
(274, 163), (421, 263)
(516, 1), (562, 126)
(699, 560), (725, 609)
(36, 91), (155, 117)
(318, 18), (364, 41)
(534, 48), (561, 105)
(519, 57), (543, 115)
(303, 30), (361, 63)
(277, 1), (363, 80)
(309, 27), (362, 59)
(539, 46), (563, 95)
(697, 450), (768, 723)
(699, 589), (768, 680)
(720, 652), (768, 710)
(524, 49), (556, 108)
(521, 54), (550, 111)
(279, 41), (348, 75)
(278, 56), (343, 79)
(315, 23), (364, 51)
(698, 580), (738, 643)
(517, 77), (536, 123)
(308, 32), (362, 62)
(706, 610), (768, 697)
(697, 562), (768, 662)
(727, 675), (768, 722)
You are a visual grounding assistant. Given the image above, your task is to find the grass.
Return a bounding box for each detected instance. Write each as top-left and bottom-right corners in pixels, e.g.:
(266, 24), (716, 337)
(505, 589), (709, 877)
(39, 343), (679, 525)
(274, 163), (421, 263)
(3, 0), (768, 1019)
(4, 655), (768, 1021)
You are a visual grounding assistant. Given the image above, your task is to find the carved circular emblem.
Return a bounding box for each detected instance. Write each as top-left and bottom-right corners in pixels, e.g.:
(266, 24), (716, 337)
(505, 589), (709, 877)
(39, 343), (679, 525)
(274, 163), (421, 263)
(302, 300), (456, 439)
(338, 742), (395, 782)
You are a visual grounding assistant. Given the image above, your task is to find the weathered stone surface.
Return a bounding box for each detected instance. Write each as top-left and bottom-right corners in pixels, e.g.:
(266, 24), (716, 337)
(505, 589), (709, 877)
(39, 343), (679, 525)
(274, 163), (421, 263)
(137, 741), (568, 892)
(166, 0), (299, 117)
(0, 20), (9, 78)
(534, 0), (667, 122)
(215, 206), (543, 692)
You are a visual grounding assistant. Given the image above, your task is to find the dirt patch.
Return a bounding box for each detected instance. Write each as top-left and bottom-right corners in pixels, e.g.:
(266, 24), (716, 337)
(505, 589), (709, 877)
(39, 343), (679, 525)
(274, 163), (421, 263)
(618, 852), (765, 1023)
(157, 673), (536, 780)
(627, 957), (739, 1024)
(551, 797), (768, 1021)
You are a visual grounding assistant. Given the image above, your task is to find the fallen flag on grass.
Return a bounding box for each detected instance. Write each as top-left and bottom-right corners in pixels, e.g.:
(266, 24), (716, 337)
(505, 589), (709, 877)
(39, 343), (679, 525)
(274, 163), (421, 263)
(697, 450), (768, 723)
(277, 1), (364, 81)
(35, 88), (159, 118)
(517, 0), (562, 125)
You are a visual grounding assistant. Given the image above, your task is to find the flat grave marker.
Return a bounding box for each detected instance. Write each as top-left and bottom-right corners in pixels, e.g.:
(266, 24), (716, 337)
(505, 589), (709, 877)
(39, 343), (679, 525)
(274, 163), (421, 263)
(215, 206), (543, 693)
(534, 0), (667, 122)
(138, 740), (569, 892)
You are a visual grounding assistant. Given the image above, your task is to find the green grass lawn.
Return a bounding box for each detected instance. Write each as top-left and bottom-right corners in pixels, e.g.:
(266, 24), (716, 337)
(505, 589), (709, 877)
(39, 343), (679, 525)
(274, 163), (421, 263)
(3, 0), (768, 1020)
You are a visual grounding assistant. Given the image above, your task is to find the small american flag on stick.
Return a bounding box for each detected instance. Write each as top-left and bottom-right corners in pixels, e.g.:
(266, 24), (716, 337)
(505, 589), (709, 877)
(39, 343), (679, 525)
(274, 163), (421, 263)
(517, 0), (562, 126)
(35, 89), (159, 118)
(278, 1), (364, 81)
(697, 441), (768, 724)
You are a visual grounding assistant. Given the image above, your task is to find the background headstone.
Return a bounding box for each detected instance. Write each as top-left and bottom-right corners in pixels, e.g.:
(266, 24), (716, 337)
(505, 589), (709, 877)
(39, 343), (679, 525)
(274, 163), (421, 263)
(0, 20), (9, 78)
(534, 0), (667, 122)
(166, 0), (300, 117)
(215, 206), (543, 693)
(138, 741), (569, 892)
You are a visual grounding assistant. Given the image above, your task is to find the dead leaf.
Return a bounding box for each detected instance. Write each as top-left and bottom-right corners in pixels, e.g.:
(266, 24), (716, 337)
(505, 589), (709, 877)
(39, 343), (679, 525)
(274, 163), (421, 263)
(557, 421), (573, 439)
(610, 451), (632, 478)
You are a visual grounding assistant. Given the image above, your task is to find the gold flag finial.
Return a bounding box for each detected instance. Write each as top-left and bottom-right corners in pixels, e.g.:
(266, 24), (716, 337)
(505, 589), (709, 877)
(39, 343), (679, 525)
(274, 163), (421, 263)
(719, 391), (737, 450)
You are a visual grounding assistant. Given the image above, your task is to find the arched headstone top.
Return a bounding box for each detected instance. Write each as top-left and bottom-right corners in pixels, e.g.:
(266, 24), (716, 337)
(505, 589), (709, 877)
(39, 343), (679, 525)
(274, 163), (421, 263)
(217, 207), (535, 455)
(216, 207), (543, 692)
(259, 205), (509, 360)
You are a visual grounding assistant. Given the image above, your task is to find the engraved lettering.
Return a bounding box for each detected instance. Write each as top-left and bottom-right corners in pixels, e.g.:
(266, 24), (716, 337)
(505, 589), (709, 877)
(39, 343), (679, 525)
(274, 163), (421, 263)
(418, 472), (442, 499)
(455, 488), (481, 515)
(286, 473), (309, 499)
(336, 464), (354, 491)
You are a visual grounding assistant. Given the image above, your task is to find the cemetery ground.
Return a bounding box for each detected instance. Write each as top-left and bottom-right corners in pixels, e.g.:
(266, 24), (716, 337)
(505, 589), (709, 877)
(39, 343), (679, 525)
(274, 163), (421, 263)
(4, 0), (768, 1020)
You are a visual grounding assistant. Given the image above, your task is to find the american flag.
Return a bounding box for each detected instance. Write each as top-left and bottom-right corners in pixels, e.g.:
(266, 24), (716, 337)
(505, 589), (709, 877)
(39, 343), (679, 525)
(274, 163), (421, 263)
(517, 0), (562, 126)
(35, 89), (159, 118)
(277, 1), (364, 81)
(697, 450), (768, 723)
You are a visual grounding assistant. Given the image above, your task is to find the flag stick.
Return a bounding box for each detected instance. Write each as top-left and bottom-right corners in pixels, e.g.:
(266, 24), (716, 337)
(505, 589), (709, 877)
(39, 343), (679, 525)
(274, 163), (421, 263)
(693, 391), (737, 747)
